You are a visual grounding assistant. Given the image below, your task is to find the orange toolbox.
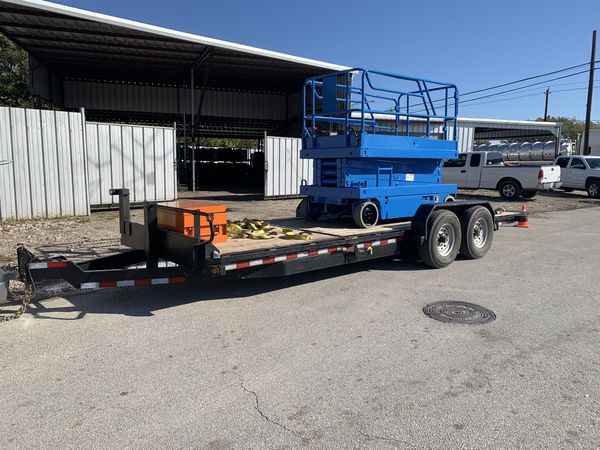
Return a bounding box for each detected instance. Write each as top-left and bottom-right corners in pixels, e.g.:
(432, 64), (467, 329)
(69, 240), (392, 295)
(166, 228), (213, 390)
(157, 200), (228, 243)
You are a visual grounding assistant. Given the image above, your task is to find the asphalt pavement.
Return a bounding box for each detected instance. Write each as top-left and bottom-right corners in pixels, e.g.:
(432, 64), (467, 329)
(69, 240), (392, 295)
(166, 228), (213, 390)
(1, 207), (599, 449)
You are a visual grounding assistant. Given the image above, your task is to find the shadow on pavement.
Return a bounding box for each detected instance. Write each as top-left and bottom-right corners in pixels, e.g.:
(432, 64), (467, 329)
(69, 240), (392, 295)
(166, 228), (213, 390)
(26, 258), (429, 320)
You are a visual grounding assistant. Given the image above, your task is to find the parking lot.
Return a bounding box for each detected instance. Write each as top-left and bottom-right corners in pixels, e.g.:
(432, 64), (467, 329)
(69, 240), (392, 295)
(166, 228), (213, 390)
(1, 201), (599, 448)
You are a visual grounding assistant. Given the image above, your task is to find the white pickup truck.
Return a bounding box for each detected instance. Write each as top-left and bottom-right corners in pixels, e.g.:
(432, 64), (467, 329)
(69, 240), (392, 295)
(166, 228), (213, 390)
(443, 151), (561, 200)
(555, 155), (600, 198)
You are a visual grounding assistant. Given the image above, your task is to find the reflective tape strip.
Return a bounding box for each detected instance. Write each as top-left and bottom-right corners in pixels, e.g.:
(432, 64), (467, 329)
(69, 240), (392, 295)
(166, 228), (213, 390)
(223, 236), (404, 272)
(80, 277), (186, 290)
(29, 261), (68, 270)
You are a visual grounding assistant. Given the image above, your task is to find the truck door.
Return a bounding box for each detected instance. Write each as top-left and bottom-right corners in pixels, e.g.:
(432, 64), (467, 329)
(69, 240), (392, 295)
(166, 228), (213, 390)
(442, 154), (468, 186)
(567, 157), (587, 188)
(465, 152), (483, 188)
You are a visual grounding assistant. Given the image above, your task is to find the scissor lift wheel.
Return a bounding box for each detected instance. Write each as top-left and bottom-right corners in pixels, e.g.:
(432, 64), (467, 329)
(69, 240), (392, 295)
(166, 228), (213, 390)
(298, 197), (322, 221)
(353, 201), (379, 228)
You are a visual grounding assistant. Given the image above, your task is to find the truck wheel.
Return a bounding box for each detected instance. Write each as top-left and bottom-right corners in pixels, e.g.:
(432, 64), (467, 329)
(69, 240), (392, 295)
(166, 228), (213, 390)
(459, 206), (494, 259)
(298, 198), (321, 221)
(353, 201), (379, 228)
(498, 180), (521, 200)
(419, 210), (462, 268)
(587, 179), (600, 199)
(521, 190), (537, 199)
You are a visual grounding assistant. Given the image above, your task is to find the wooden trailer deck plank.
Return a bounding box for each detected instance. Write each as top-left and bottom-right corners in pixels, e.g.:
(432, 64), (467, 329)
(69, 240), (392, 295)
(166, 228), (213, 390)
(216, 218), (411, 256)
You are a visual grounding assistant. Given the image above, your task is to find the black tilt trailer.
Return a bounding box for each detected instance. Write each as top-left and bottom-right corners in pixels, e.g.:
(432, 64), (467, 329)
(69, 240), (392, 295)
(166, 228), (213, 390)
(5, 189), (527, 299)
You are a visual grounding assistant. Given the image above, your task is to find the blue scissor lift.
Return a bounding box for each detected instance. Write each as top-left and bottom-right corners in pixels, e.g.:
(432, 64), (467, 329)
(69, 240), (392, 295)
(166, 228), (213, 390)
(298, 69), (459, 227)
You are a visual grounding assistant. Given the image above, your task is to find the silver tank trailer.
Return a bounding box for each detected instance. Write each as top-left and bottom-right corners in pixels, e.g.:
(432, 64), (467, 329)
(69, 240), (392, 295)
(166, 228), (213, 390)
(542, 141), (557, 160)
(518, 142), (533, 160)
(497, 143), (510, 159)
(529, 141), (545, 161)
(507, 143), (521, 161)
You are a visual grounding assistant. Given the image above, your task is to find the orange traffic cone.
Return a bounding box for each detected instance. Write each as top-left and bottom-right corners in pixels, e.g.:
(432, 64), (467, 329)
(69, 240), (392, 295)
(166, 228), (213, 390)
(516, 204), (529, 228)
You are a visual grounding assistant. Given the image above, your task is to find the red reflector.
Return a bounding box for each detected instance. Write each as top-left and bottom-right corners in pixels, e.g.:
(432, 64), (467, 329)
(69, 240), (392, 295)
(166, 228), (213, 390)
(134, 279), (152, 286)
(327, 248), (337, 253)
(47, 261), (67, 268)
(308, 250), (319, 257)
(237, 261), (250, 269)
(99, 281), (117, 288)
(168, 277), (186, 284)
(262, 257), (275, 264)
(538, 169), (544, 180)
(286, 254), (297, 260)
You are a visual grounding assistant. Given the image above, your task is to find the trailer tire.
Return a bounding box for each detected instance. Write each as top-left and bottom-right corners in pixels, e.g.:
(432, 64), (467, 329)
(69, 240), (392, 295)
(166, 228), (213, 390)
(459, 206), (494, 259)
(498, 179), (522, 200)
(521, 190), (538, 199)
(353, 201), (379, 228)
(298, 197), (321, 221)
(419, 210), (462, 269)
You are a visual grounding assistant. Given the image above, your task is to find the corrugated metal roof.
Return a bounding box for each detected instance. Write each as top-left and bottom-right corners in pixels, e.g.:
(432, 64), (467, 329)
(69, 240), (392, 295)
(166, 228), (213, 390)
(0, 0), (349, 91)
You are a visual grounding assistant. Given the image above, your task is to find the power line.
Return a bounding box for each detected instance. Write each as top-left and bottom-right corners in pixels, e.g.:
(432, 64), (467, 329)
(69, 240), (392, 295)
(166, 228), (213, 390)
(410, 64), (599, 114)
(460, 60), (599, 96)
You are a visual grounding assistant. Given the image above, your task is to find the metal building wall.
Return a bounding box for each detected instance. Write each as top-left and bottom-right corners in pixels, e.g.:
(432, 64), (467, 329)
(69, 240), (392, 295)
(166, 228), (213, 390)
(0, 107), (89, 220)
(264, 135), (312, 198)
(85, 122), (177, 206)
(64, 81), (287, 120)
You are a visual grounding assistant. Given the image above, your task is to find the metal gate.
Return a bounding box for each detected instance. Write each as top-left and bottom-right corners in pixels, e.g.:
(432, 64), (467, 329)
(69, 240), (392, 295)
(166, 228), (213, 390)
(264, 135), (312, 198)
(85, 122), (177, 207)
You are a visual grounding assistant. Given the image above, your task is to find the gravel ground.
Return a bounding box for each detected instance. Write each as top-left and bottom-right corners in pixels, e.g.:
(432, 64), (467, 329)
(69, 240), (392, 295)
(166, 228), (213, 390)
(1, 188), (599, 268)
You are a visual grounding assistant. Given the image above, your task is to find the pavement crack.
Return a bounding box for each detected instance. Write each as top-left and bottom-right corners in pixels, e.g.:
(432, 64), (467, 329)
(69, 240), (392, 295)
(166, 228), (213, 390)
(237, 378), (303, 440)
(359, 428), (408, 448)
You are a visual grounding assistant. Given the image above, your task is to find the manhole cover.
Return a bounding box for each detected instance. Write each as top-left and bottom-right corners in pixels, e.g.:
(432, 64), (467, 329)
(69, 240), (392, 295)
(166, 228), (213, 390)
(423, 301), (496, 325)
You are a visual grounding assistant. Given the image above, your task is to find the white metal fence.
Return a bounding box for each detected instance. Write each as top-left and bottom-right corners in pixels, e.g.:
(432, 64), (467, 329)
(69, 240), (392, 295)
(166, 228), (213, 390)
(0, 107), (177, 220)
(264, 135), (312, 198)
(85, 122), (177, 206)
(0, 107), (89, 220)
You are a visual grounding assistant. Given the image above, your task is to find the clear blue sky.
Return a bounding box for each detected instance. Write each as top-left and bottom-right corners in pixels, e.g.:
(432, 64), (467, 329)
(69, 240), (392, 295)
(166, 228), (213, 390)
(60, 0), (599, 121)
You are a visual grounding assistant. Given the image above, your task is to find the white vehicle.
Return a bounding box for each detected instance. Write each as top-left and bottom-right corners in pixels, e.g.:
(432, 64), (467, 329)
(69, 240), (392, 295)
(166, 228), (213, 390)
(443, 151), (561, 200)
(555, 155), (600, 198)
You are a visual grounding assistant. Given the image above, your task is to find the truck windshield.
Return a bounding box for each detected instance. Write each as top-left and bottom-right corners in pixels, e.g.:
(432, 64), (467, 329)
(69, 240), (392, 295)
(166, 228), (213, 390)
(585, 158), (600, 169)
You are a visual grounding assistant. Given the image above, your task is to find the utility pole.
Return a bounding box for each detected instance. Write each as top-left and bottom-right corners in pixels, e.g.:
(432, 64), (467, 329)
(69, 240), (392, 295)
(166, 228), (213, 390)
(544, 87), (550, 120)
(583, 29), (596, 155)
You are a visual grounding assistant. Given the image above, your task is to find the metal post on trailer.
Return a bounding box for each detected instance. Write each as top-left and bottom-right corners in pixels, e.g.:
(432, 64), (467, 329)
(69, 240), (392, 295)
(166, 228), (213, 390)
(182, 78), (187, 185)
(190, 67), (196, 192)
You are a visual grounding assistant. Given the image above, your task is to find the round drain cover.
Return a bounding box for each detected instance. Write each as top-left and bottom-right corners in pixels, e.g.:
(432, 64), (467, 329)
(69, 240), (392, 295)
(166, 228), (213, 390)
(423, 301), (496, 325)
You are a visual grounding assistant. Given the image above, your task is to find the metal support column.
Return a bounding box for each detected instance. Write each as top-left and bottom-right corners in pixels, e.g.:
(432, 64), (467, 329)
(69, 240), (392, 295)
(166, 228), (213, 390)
(190, 68), (196, 191)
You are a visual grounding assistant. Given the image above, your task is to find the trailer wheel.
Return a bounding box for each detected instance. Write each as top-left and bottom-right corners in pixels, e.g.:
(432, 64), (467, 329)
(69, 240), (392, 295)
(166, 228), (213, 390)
(298, 198), (321, 221)
(353, 201), (379, 228)
(419, 210), (462, 268)
(459, 206), (494, 259)
(521, 190), (537, 199)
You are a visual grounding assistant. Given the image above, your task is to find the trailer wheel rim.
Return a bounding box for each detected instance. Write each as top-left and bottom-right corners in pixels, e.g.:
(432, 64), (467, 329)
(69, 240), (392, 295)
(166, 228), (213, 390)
(502, 183), (516, 197)
(472, 218), (488, 248)
(437, 224), (455, 257)
(590, 183), (599, 197)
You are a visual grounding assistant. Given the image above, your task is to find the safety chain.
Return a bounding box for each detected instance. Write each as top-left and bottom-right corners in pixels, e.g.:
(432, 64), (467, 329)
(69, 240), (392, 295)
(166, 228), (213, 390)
(0, 281), (32, 323)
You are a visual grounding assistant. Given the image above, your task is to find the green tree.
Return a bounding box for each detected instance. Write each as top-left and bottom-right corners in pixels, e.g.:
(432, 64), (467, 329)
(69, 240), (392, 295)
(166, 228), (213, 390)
(536, 116), (600, 141)
(0, 33), (30, 107)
